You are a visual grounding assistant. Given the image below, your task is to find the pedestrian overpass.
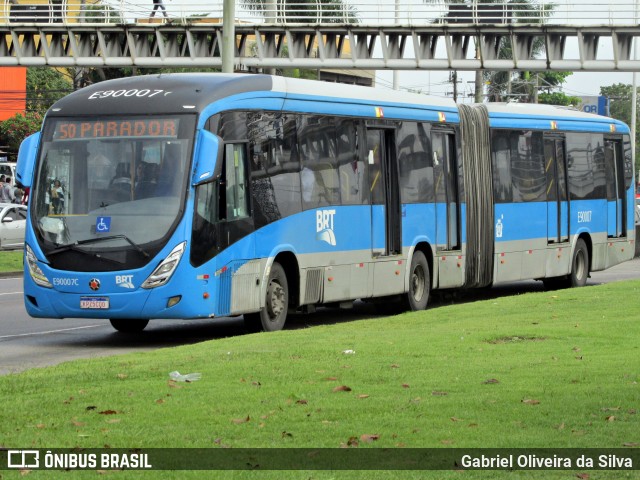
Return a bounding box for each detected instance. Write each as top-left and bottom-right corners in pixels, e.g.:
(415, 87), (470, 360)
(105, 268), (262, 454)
(1, 0), (640, 70)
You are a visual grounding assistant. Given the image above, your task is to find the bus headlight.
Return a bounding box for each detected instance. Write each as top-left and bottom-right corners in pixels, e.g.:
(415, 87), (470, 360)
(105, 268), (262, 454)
(141, 242), (186, 289)
(26, 244), (52, 288)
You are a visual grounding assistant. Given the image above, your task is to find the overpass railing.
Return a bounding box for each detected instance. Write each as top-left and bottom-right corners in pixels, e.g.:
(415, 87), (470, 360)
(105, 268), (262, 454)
(0, 0), (638, 26)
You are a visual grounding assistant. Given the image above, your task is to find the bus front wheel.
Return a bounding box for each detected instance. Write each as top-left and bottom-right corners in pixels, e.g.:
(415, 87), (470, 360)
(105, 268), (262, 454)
(110, 318), (149, 333)
(403, 250), (430, 311)
(245, 262), (289, 333)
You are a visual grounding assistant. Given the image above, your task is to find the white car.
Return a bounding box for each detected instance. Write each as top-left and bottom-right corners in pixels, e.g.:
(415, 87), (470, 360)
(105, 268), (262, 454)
(0, 203), (27, 250)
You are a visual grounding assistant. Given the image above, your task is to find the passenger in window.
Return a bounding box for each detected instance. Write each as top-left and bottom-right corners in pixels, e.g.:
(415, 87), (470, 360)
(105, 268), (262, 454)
(156, 144), (181, 197)
(134, 162), (158, 199)
(51, 179), (65, 214)
(301, 166), (315, 204)
(110, 162), (131, 187)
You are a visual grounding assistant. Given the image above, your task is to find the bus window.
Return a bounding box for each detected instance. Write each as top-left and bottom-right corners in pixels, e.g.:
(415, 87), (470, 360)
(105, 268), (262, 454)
(397, 121), (433, 204)
(511, 131), (545, 202)
(192, 180), (219, 266)
(224, 143), (249, 221)
(248, 112), (301, 227)
(491, 131), (512, 203)
(337, 118), (366, 205)
(298, 115), (340, 209)
(367, 130), (385, 205)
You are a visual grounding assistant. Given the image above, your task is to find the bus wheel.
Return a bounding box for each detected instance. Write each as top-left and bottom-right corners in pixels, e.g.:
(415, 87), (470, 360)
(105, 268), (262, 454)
(568, 239), (589, 287)
(110, 319), (149, 333)
(245, 262), (288, 332)
(403, 250), (430, 311)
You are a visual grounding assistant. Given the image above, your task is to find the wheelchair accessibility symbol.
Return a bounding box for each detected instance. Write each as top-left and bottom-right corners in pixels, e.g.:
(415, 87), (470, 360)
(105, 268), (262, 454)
(96, 216), (111, 233)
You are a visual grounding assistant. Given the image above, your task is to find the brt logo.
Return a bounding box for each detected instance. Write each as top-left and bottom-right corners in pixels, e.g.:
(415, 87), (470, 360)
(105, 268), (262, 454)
(316, 209), (336, 246)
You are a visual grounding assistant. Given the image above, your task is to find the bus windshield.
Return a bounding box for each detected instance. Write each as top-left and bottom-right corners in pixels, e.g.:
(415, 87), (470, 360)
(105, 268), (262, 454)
(32, 115), (196, 269)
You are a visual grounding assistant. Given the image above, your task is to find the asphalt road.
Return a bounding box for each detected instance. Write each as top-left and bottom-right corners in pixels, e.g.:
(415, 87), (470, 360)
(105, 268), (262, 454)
(1, 257), (639, 376)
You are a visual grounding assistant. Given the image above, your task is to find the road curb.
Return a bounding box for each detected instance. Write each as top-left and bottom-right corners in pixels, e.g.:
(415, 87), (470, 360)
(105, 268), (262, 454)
(0, 271), (22, 278)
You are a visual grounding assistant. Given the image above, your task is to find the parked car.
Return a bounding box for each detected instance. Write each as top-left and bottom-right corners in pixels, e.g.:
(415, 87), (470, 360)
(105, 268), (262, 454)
(0, 203), (27, 250)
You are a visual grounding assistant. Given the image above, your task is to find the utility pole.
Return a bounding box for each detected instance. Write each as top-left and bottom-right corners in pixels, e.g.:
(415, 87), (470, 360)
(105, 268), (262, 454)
(451, 71), (458, 102)
(222, 0), (235, 73)
(393, 0), (399, 90)
(633, 0), (639, 163)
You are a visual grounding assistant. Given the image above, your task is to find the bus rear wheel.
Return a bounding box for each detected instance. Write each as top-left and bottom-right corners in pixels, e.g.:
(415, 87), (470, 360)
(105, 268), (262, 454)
(543, 239), (589, 290)
(567, 239), (589, 287)
(403, 250), (430, 311)
(109, 319), (149, 333)
(244, 262), (288, 333)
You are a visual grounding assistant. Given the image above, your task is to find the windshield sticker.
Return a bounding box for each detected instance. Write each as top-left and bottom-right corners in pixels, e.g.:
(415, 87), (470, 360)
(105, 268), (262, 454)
(96, 216), (111, 233)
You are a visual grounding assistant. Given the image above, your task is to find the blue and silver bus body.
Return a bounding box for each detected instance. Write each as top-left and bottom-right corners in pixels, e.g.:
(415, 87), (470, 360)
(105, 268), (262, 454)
(23, 76), (463, 320)
(486, 103), (634, 284)
(21, 75), (635, 324)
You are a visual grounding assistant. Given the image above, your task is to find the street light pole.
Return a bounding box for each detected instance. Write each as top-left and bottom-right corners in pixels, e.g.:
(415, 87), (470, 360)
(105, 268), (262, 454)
(222, 0), (235, 73)
(393, 0), (399, 90)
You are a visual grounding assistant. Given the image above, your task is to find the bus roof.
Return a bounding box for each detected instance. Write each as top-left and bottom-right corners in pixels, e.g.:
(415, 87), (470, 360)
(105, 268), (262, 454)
(46, 73), (457, 117)
(483, 102), (629, 132)
(45, 73), (628, 134)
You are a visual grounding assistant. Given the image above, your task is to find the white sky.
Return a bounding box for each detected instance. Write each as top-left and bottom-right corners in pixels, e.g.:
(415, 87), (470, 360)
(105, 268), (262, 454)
(373, 70), (635, 101)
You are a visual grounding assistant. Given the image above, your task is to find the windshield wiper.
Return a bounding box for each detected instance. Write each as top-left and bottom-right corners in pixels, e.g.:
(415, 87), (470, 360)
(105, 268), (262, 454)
(47, 242), (125, 265)
(49, 234), (150, 259)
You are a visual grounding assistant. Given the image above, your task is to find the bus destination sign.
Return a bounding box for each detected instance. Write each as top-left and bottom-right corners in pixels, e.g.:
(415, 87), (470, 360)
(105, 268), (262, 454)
(53, 118), (179, 141)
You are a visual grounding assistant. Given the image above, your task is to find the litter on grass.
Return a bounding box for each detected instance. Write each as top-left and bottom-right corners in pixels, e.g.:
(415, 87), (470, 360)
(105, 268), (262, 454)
(169, 371), (202, 382)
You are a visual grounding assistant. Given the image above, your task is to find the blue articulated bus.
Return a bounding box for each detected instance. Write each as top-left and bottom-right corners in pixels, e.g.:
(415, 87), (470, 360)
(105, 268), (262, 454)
(16, 73), (635, 333)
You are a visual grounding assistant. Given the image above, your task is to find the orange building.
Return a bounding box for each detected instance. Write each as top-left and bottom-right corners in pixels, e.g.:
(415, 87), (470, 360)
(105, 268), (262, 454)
(0, 67), (27, 121)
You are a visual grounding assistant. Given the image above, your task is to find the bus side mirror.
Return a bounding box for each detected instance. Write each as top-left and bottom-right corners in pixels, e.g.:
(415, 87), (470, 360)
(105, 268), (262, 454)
(192, 129), (223, 186)
(16, 131), (41, 188)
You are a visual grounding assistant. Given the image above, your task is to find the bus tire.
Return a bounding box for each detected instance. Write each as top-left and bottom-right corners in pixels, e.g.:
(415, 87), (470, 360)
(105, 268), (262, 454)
(245, 262), (288, 332)
(403, 250), (430, 311)
(568, 238), (589, 287)
(110, 318), (149, 333)
(543, 239), (589, 290)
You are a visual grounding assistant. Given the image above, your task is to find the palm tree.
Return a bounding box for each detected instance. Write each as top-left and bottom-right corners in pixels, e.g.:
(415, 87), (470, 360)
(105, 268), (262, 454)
(483, 0), (556, 102)
(429, 0), (555, 102)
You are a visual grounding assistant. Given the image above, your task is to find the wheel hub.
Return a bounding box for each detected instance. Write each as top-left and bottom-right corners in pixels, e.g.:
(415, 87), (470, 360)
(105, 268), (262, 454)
(267, 281), (285, 318)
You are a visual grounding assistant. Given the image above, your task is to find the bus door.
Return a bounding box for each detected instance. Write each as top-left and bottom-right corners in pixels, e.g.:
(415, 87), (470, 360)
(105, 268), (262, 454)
(432, 129), (461, 287)
(544, 135), (569, 244)
(366, 128), (401, 258)
(604, 138), (626, 238)
(365, 126), (405, 296)
(432, 130), (461, 250)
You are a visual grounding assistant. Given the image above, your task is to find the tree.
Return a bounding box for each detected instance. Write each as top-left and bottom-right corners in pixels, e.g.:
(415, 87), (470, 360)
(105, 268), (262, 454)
(424, 0), (560, 102)
(537, 91), (581, 107)
(0, 112), (43, 161)
(600, 83), (640, 158)
(482, 0), (560, 103)
(26, 68), (73, 116)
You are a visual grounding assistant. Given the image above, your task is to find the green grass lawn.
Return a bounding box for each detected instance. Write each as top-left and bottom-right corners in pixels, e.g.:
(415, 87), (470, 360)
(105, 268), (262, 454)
(1, 281), (639, 479)
(0, 250), (22, 273)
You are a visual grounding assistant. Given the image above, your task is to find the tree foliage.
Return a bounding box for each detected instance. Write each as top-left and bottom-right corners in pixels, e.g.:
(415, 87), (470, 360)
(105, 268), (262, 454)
(600, 83), (640, 159)
(537, 91), (581, 107)
(26, 68), (72, 116)
(0, 111), (43, 161)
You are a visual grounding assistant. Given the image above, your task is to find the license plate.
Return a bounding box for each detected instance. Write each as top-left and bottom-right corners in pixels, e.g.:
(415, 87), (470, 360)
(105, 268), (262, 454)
(80, 296), (110, 309)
